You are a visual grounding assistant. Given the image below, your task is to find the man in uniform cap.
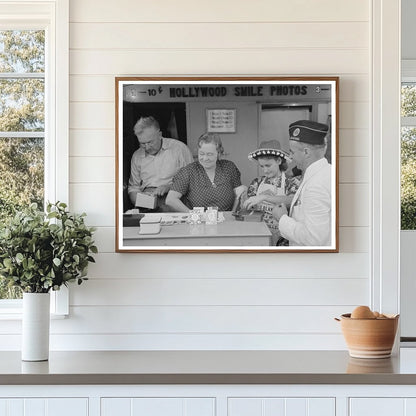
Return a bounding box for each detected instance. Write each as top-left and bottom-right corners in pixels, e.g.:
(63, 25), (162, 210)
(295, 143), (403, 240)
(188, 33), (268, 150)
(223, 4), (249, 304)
(272, 119), (332, 246)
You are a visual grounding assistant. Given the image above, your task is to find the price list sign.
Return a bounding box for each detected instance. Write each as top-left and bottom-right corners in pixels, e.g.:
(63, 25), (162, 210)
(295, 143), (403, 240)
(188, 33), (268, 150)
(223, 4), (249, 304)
(206, 109), (236, 133)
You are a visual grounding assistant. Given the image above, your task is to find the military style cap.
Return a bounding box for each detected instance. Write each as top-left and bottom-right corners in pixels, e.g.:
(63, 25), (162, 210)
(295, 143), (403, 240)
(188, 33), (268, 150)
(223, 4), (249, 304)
(248, 139), (291, 162)
(289, 120), (329, 145)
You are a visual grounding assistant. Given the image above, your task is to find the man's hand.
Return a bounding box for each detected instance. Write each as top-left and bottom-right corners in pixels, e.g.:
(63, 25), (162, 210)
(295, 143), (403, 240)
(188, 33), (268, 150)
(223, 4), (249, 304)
(153, 184), (171, 196)
(272, 203), (288, 221)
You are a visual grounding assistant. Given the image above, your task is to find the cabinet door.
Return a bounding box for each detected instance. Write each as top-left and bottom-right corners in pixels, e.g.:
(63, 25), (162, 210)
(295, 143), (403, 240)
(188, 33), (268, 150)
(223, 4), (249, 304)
(101, 397), (215, 416)
(350, 398), (416, 416)
(350, 398), (404, 416)
(0, 398), (88, 416)
(228, 398), (335, 416)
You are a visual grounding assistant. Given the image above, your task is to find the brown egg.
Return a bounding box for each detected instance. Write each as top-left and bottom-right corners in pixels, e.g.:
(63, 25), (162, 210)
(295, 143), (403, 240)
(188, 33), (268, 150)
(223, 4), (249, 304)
(351, 305), (376, 319)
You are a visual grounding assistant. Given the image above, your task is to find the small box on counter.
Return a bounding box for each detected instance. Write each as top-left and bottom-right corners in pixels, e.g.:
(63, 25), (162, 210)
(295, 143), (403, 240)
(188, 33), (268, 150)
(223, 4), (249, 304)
(135, 192), (157, 209)
(139, 216), (161, 234)
(232, 209), (264, 222)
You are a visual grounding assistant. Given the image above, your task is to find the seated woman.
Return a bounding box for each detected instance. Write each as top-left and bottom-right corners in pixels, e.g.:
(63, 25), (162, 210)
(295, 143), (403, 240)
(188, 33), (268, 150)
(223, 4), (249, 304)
(243, 139), (301, 245)
(166, 133), (246, 212)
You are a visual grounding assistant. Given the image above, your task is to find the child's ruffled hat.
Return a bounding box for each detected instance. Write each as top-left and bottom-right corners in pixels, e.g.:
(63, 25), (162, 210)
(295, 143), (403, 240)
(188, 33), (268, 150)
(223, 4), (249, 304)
(248, 139), (291, 162)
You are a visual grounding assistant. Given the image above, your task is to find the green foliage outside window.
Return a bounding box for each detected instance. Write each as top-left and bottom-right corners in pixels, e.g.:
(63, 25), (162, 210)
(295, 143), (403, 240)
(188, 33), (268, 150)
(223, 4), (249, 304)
(401, 82), (416, 230)
(402, 84), (416, 117)
(0, 30), (45, 299)
(401, 127), (416, 229)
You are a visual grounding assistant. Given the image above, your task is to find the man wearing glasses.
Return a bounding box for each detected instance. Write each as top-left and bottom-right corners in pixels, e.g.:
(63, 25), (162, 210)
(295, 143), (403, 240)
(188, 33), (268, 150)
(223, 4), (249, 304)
(128, 116), (194, 211)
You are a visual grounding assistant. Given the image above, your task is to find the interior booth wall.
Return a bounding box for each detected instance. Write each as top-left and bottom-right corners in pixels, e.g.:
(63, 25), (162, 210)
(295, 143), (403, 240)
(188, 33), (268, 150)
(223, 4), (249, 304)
(187, 101), (259, 187)
(0, 0), (400, 351)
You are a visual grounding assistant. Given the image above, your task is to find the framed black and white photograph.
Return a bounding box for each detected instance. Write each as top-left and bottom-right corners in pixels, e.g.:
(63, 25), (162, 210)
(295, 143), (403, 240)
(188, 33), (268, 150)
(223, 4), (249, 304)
(115, 77), (339, 253)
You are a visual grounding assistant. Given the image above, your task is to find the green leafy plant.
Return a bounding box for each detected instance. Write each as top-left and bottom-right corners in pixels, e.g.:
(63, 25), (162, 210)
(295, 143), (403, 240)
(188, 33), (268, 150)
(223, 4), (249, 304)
(0, 202), (97, 293)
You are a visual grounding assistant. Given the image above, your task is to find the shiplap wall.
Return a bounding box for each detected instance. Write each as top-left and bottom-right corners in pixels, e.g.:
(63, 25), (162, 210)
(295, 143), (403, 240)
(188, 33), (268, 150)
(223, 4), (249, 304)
(49, 0), (372, 350)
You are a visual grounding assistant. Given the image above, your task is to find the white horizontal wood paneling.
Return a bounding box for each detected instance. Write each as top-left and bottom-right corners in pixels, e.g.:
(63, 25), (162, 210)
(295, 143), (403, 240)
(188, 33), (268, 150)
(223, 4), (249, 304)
(339, 227), (369, 252)
(70, 278), (368, 306)
(69, 50), (369, 76)
(52, 333), (346, 350)
(69, 183), (114, 226)
(69, 157), (114, 183)
(69, 0), (369, 23)
(70, 22), (368, 50)
(90, 227), (115, 253)
(70, 103), (113, 129)
(339, 129), (369, 157)
(69, 75), (369, 103)
(339, 76), (369, 102)
(51, 0), (375, 351)
(69, 130), (115, 157)
(69, 76), (114, 102)
(85, 253), (369, 279)
(49, 306), (355, 334)
(339, 157), (369, 183)
(0, 333), (348, 351)
(339, 184), (369, 227)
(339, 102), (369, 129)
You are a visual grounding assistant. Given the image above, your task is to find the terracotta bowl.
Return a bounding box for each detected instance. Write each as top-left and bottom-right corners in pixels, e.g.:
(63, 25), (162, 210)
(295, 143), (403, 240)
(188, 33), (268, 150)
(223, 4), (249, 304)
(337, 313), (399, 359)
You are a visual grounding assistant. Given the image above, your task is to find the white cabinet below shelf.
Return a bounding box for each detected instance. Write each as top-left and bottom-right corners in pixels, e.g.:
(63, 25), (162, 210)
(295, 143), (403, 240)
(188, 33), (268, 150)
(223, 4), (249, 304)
(101, 397), (215, 416)
(350, 398), (416, 416)
(228, 397), (335, 416)
(0, 398), (88, 416)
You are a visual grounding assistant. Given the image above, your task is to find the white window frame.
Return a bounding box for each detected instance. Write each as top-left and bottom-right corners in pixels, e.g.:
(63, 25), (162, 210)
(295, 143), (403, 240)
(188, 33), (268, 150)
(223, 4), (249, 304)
(0, 0), (69, 317)
(371, 0), (401, 319)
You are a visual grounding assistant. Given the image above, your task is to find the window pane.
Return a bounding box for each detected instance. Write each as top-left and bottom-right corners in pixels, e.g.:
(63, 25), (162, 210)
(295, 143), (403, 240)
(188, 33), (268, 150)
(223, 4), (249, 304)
(0, 30), (45, 73)
(0, 29), (45, 301)
(0, 137), (44, 219)
(0, 79), (44, 131)
(401, 126), (416, 230)
(0, 136), (44, 300)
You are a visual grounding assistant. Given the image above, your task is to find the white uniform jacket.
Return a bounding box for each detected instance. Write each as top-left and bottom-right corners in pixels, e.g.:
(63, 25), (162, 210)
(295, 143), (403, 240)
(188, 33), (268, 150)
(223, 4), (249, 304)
(279, 158), (332, 246)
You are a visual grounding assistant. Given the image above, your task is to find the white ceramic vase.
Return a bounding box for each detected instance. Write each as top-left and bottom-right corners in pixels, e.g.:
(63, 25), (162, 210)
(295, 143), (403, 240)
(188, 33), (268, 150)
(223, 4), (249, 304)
(22, 292), (50, 361)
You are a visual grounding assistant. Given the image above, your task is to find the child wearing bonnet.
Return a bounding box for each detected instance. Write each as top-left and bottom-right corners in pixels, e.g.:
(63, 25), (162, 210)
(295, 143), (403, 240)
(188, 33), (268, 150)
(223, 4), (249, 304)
(243, 139), (301, 245)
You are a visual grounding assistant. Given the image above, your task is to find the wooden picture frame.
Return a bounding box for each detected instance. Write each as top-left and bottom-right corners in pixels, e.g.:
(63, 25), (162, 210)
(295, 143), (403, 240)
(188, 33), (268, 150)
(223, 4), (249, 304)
(115, 76), (339, 253)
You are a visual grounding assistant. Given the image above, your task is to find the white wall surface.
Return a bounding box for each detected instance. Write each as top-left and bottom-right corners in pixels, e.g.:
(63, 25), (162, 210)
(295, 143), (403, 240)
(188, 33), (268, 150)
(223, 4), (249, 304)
(2, 0), (379, 351)
(66, 0), (371, 351)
